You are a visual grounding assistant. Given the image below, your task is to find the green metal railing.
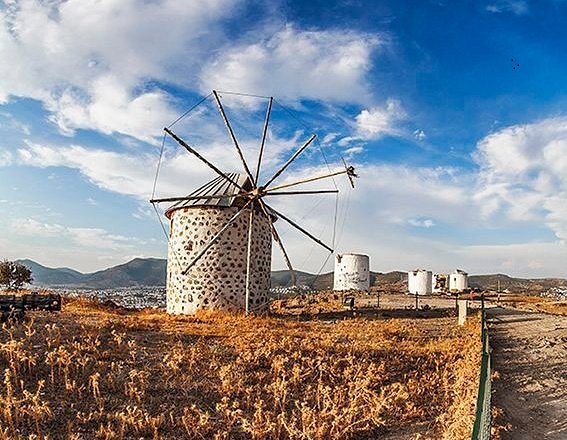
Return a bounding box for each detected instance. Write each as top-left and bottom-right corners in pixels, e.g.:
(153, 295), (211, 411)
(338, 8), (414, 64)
(471, 300), (491, 439)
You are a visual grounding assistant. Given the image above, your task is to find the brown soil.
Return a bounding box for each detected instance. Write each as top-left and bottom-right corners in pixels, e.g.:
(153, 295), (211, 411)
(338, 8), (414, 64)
(487, 307), (567, 439)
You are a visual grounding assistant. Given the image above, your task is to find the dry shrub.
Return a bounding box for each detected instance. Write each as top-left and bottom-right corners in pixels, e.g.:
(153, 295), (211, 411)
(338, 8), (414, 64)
(0, 297), (481, 439)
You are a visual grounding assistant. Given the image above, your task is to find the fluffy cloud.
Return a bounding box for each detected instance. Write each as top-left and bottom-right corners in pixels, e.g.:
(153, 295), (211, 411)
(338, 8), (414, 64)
(45, 76), (177, 143)
(0, 149), (13, 166)
(12, 217), (138, 250)
(474, 117), (567, 241)
(0, 0), (239, 141)
(199, 26), (383, 103)
(337, 98), (406, 148)
(15, 218), (65, 237)
(354, 99), (406, 139)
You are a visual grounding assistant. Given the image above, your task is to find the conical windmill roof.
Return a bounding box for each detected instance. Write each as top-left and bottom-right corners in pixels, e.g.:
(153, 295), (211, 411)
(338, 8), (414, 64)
(165, 173), (252, 219)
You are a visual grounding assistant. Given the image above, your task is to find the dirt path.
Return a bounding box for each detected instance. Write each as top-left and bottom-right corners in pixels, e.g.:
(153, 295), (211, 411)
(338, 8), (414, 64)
(487, 307), (567, 439)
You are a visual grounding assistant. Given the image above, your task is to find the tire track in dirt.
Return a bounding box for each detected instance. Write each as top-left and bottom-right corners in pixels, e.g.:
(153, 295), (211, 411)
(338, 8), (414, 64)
(487, 307), (567, 439)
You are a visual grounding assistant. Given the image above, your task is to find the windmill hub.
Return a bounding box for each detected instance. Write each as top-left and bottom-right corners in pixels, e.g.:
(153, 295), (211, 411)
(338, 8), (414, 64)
(251, 187), (264, 198)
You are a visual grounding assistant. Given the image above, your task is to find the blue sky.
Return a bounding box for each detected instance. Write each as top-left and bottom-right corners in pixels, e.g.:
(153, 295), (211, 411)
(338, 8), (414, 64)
(1, 0), (567, 277)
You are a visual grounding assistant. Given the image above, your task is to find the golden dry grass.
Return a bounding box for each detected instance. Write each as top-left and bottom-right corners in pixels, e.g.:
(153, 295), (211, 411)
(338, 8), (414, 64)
(496, 294), (567, 316)
(0, 297), (481, 439)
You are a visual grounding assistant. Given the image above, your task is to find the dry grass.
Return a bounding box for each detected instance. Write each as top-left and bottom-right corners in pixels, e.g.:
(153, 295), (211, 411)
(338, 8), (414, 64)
(0, 296), (481, 439)
(496, 295), (567, 316)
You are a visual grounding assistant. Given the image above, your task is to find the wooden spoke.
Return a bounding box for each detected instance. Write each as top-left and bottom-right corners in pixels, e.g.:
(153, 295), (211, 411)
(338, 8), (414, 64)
(164, 127), (244, 190)
(245, 203), (255, 314)
(212, 90), (255, 183)
(181, 199), (253, 275)
(263, 134), (316, 188)
(264, 203), (333, 253)
(258, 200), (297, 286)
(254, 97), (273, 185)
(150, 194), (244, 204)
(267, 168), (351, 192)
(263, 190), (338, 196)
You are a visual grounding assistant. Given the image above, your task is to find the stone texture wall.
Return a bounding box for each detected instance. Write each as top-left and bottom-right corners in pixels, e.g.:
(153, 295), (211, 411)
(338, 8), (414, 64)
(166, 206), (272, 314)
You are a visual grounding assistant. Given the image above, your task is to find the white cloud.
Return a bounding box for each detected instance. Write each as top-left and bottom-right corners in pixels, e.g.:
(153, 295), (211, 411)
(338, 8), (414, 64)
(337, 98), (406, 148)
(199, 25), (383, 104)
(413, 129), (426, 141)
(0, 149), (13, 166)
(11, 217), (139, 251)
(67, 227), (137, 250)
(45, 76), (177, 143)
(354, 99), (406, 139)
(15, 118), (316, 200)
(265, 162), (475, 273)
(474, 116), (567, 241)
(0, 111), (31, 134)
(486, 1), (528, 15)
(408, 218), (435, 228)
(453, 242), (567, 278)
(0, 0), (240, 141)
(14, 218), (65, 237)
(344, 145), (364, 158)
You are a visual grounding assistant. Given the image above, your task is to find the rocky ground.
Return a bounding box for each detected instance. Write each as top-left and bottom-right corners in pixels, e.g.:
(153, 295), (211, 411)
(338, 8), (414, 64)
(487, 307), (567, 440)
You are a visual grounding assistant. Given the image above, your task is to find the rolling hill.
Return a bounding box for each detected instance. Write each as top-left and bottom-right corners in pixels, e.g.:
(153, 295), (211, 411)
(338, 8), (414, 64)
(14, 258), (567, 292)
(17, 258), (166, 288)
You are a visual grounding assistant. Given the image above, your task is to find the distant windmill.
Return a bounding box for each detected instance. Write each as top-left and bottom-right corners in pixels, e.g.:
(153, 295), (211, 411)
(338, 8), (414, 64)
(151, 90), (357, 314)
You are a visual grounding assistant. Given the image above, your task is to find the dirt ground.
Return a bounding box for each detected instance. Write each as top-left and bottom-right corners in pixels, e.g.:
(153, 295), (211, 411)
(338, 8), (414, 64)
(487, 306), (567, 440)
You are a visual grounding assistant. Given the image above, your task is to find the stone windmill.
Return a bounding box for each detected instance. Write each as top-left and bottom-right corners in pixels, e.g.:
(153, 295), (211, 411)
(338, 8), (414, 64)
(151, 91), (357, 314)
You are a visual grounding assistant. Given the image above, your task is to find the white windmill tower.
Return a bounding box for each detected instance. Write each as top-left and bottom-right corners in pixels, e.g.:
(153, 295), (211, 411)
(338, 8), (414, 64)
(151, 90), (357, 314)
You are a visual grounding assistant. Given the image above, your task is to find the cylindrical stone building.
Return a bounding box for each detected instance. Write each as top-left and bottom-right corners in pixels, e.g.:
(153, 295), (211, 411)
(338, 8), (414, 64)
(408, 269), (433, 295)
(165, 174), (273, 314)
(449, 269), (468, 292)
(333, 253), (370, 291)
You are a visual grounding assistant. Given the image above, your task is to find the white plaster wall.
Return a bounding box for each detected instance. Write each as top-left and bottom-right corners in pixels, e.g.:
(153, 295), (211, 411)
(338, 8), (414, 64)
(333, 253), (370, 291)
(166, 206), (272, 314)
(449, 273), (468, 291)
(408, 270), (433, 295)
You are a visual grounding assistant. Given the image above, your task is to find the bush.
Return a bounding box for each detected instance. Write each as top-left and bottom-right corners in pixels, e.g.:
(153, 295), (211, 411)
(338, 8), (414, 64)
(0, 259), (33, 290)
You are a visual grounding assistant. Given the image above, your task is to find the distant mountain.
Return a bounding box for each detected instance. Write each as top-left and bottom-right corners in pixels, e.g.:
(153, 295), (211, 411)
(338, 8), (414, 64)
(469, 274), (567, 293)
(17, 259), (84, 285)
(14, 258), (567, 293)
(18, 258), (166, 289)
(82, 258), (167, 288)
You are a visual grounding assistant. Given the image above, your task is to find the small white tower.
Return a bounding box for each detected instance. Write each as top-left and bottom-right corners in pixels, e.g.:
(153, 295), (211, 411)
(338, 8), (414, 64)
(449, 269), (468, 292)
(333, 253), (370, 291)
(408, 269), (433, 295)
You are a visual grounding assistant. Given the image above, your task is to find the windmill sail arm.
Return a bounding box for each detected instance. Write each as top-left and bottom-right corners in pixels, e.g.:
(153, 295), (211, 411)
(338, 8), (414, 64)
(266, 167), (355, 192)
(212, 90), (255, 183)
(254, 97), (273, 185)
(181, 199), (253, 275)
(264, 203), (333, 253)
(150, 194), (240, 203)
(164, 127), (244, 190)
(263, 189), (338, 196)
(244, 206), (255, 313)
(263, 134), (317, 189)
(258, 200), (297, 286)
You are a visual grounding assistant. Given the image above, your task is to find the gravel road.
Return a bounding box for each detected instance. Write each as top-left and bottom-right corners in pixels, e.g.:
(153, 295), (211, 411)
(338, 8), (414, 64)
(487, 307), (567, 439)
